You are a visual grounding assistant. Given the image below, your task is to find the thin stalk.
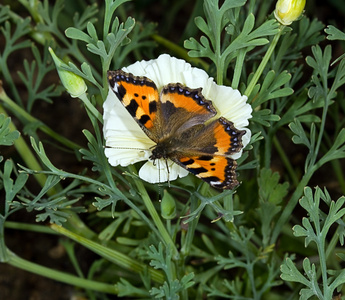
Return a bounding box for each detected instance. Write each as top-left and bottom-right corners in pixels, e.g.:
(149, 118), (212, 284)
(0, 218), (8, 262)
(317, 238), (329, 298)
(51, 224), (165, 284)
(273, 135), (299, 187)
(232, 49), (246, 89)
(245, 25), (284, 98)
(128, 165), (179, 258)
(180, 199), (199, 258)
(264, 131), (273, 169)
(0, 88), (81, 150)
(79, 93), (103, 124)
(7, 248), (119, 294)
(270, 170), (312, 245)
(309, 94), (330, 169)
(0, 104), (53, 191)
(4, 221), (58, 235)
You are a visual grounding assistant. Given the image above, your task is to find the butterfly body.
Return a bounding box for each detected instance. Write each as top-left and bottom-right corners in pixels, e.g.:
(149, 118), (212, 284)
(108, 70), (245, 189)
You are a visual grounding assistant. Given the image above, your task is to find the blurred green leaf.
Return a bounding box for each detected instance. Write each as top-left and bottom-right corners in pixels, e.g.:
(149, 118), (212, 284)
(0, 114), (19, 146)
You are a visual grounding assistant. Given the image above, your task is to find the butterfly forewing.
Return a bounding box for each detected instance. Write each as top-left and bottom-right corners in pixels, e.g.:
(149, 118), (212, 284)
(108, 70), (160, 140)
(159, 83), (217, 133)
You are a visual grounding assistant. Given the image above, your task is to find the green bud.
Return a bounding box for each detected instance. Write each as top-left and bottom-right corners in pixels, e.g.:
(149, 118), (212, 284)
(274, 0), (306, 26)
(48, 47), (87, 98)
(160, 190), (176, 220)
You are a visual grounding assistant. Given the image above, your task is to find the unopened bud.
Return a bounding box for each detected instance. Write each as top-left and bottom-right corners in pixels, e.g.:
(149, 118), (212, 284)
(49, 47), (87, 98)
(274, 0), (306, 26)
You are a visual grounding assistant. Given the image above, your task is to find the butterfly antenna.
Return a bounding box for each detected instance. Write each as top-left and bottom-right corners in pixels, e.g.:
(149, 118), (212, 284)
(104, 146), (148, 152)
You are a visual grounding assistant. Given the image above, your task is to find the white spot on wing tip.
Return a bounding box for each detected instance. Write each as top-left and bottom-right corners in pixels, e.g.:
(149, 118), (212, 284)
(113, 82), (119, 93)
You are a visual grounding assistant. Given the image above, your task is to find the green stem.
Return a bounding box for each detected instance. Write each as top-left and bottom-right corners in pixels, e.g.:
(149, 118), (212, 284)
(244, 25), (284, 98)
(309, 94), (330, 169)
(180, 195), (200, 257)
(273, 135), (299, 187)
(79, 93), (103, 124)
(0, 90), (96, 240)
(51, 224), (165, 284)
(232, 49), (246, 89)
(317, 237), (329, 298)
(0, 89), (81, 150)
(4, 221), (58, 235)
(0, 104), (53, 191)
(270, 170), (312, 245)
(0, 218), (8, 262)
(6, 248), (118, 294)
(127, 165), (179, 258)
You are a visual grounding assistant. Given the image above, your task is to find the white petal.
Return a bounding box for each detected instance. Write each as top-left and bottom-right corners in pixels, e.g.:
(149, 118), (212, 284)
(123, 54), (211, 90)
(104, 54), (253, 185)
(121, 54), (252, 150)
(138, 159), (189, 184)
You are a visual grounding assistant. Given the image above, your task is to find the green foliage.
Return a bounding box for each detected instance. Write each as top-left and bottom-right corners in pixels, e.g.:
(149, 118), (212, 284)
(281, 187), (345, 299)
(0, 0), (345, 299)
(185, 0), (279, 83)
(0, 114), (19, 147)
(12, 175), (87, 225)
(18, 45), (63, 111)
(148, 243), (195, 299)
(1, 160), (28, 218)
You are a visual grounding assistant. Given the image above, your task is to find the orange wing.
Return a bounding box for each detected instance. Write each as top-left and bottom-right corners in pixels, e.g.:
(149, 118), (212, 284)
(177, 155), (238, 189)
(172, 118), (245, 189)
(107, 70), (160, 138)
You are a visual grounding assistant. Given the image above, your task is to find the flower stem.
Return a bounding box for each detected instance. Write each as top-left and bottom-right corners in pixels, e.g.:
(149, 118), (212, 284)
(244, 25), (284, 98)
(270, 170), (312, 245)
(4, 221), (58, 235)
(273, 135), (299, 187)
(51, 224), (165, 283)
(128, 165), (179, 258)
(0, 104), (53, 192)
(78, 93), (103, 124)
(232, 49), (246, 89)
(0, 87), (81, 150)
(6, 248), (119, 294)
(0, 218), (8, 262)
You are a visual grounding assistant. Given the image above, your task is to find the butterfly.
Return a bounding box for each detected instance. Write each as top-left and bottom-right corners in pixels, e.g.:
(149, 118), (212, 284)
(107, 70), (245, 189)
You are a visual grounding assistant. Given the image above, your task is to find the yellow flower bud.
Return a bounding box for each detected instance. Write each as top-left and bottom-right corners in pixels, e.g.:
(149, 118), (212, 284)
(274, 0), (306, 26)
(48, 47), (87, 98)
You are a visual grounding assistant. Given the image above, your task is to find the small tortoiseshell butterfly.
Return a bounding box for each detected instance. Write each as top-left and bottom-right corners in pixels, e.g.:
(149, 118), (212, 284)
(107, 70), (245, 189)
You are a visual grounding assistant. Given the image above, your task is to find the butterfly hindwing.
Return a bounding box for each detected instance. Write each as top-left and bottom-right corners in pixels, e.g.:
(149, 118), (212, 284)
(171, 118), (245, 189)
(176, 155), (238, 189)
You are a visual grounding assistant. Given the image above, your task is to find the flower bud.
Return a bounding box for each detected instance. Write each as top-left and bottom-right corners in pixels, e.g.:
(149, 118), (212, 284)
(48, 47), (87, 98)
(274, 0), (306, 26)
(160, 190), (176, 220)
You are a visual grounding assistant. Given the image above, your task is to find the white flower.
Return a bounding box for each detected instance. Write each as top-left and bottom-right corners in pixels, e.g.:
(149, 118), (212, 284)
(103, 54), (252, 185)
